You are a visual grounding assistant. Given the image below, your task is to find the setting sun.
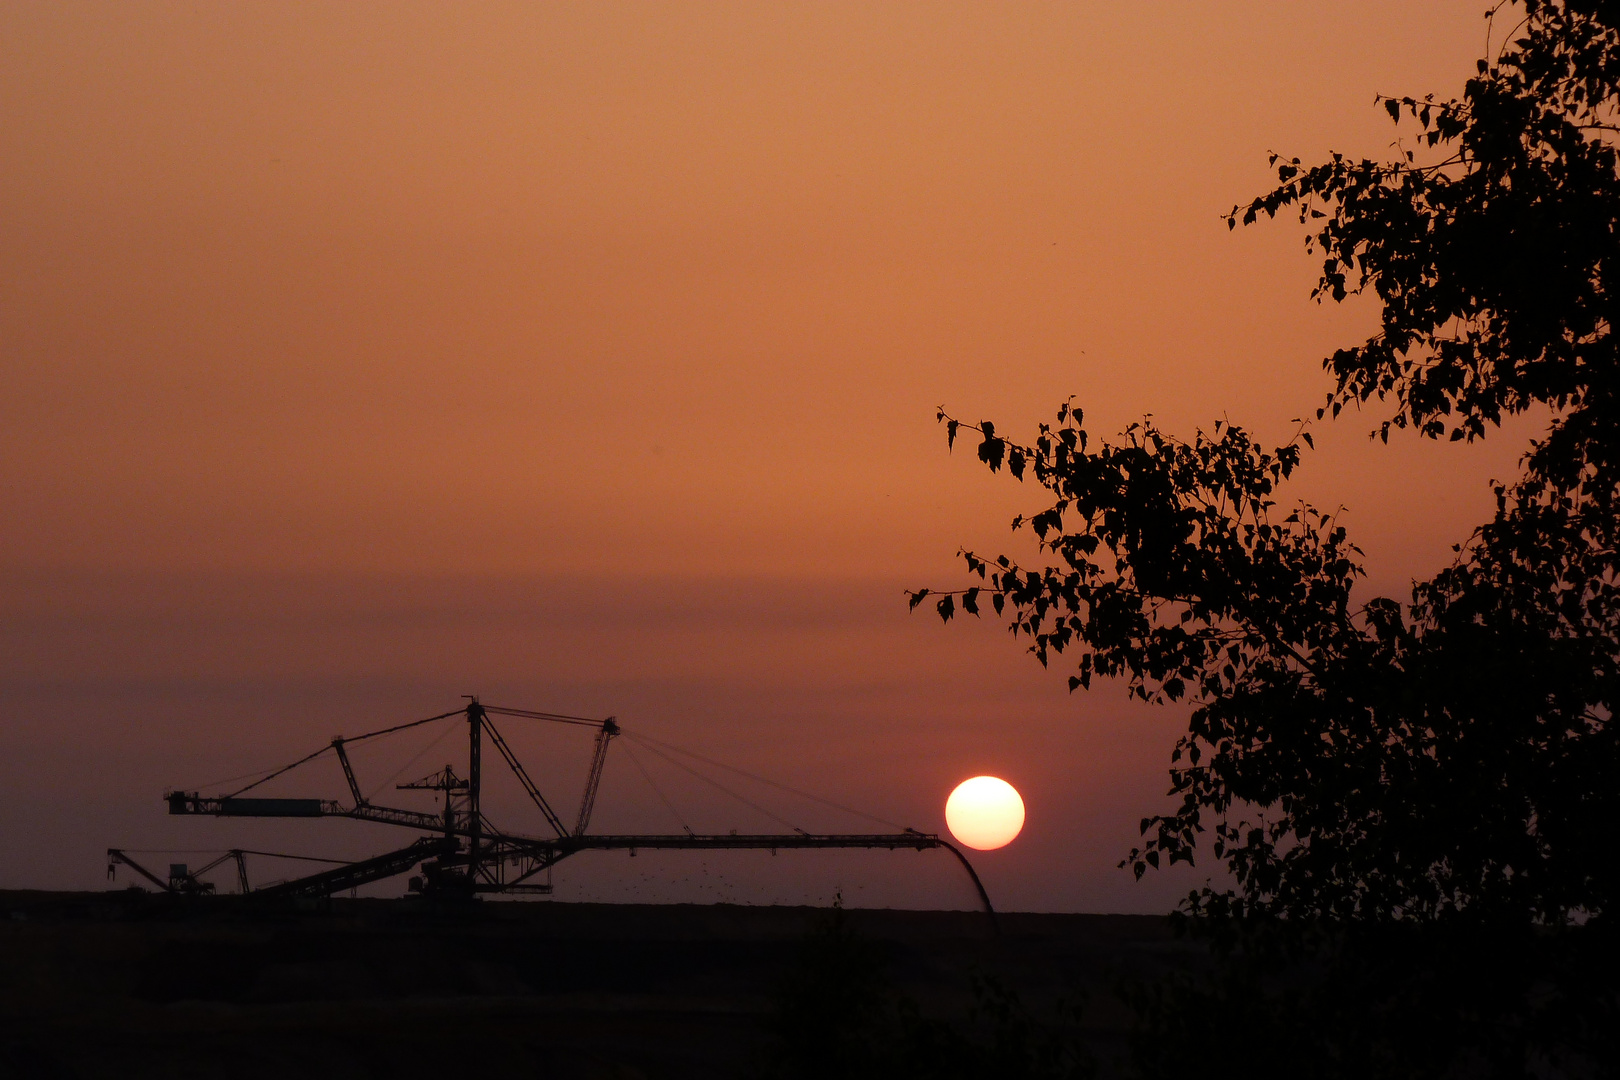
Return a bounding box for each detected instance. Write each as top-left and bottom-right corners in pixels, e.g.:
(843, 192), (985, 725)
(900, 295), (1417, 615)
(944, 776), (1025, 851)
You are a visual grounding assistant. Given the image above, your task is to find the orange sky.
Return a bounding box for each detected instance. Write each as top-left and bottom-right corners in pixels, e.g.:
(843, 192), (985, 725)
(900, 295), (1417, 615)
(0, 3), (1527, 910)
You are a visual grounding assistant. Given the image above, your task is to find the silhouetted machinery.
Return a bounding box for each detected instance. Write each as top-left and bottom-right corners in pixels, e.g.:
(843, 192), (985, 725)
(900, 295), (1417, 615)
(119, 699), (993, 911)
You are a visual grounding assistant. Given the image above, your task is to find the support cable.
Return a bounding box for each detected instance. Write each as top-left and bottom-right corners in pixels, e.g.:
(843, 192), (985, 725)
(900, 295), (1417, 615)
(342, 707), (469, 744)
(224, 744), (335, 799)
(628, 731), (905, 830)
(628, 738), (803, 833)
(234, 849), (352, 865)
(114, 848), (353, 865)
(621, 742), (693, 836)
(185, 760), (319, 794)
(364, 717), (459, 802)
(211, 708), (467, 799)
(483, 705), (607, 728)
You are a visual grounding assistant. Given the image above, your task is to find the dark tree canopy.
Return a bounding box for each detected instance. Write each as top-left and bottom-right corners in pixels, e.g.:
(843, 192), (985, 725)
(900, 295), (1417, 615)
(920, 0), (1620, 927)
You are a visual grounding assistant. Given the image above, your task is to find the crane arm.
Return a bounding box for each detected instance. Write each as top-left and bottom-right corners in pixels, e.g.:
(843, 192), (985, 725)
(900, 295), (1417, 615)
(332, 738), (365, 806)
(480, 717), (570, 838)
(574, 718), (619, 835)
(166, 792), (471, 836)
(106, 849), (175, 893)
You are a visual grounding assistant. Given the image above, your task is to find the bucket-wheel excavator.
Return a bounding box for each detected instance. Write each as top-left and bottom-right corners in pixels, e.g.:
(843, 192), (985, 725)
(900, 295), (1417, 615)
(116, 699), (994, 912)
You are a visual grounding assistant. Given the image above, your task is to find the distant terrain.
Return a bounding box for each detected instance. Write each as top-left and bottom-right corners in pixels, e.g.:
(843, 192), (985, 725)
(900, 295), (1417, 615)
(0, 890), (1195, 1079)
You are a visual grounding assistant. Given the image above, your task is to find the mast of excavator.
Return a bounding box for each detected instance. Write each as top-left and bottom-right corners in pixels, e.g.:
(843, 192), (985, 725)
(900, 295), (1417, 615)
(575, 717), (619, 835)
(466, 699), (483, 887)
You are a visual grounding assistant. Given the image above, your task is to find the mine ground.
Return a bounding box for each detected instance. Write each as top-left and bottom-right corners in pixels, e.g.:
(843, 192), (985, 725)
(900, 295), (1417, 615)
(0, 890), (1198, 1079)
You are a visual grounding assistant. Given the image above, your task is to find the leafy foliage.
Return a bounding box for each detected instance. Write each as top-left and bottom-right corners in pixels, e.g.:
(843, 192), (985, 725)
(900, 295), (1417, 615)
(919, 0), (1620, 929)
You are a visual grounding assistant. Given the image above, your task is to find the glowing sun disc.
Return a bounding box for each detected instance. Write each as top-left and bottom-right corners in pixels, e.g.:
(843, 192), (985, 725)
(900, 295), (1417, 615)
(945, 776), (1025, 850)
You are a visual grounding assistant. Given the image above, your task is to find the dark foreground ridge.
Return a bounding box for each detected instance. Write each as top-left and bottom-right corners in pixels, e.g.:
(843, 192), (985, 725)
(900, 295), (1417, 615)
(0, 890), (1192, 1079)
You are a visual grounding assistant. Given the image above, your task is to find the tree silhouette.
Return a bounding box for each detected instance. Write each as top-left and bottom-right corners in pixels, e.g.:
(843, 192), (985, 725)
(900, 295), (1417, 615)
(922, 0), (1619, 933)
(920, 7), (1620, 1070)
